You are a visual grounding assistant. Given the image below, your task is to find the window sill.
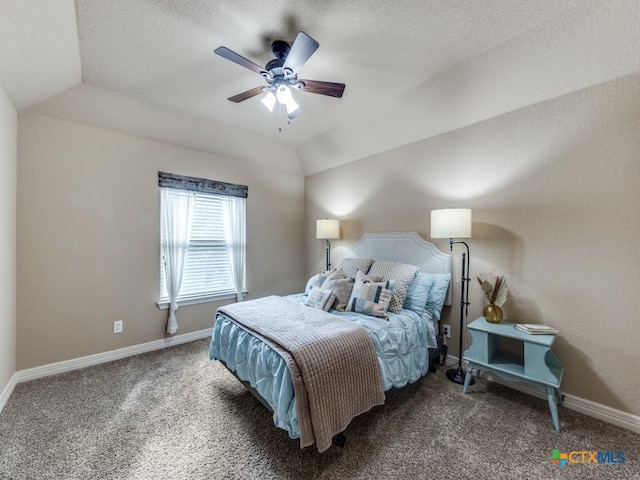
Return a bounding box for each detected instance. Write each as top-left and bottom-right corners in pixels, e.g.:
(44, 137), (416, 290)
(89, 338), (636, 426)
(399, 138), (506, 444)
(156, 291), (247, 310)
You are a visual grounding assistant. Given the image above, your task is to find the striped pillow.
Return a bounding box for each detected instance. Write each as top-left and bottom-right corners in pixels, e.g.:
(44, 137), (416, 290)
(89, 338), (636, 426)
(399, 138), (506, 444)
(346, 271), (396, 319)
(303, 287), (337, 312)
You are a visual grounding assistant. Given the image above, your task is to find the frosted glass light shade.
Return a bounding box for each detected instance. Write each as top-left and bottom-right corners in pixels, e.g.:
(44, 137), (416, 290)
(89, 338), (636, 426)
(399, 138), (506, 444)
(316, 219), (340, 239)
(276, 85), (299, 114)
(261, 91), (276, 112)
(430, 208), (472, 239)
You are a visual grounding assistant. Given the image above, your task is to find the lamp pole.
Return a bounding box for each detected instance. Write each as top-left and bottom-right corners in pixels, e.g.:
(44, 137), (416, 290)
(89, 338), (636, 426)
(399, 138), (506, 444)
(325, 238), (332, 271)
(446, 239), (474, 385)
(430, 207), (473, 384)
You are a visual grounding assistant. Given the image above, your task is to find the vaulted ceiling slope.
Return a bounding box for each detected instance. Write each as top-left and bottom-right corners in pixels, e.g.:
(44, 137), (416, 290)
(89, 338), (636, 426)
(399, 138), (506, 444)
(1, 1), (638, 176)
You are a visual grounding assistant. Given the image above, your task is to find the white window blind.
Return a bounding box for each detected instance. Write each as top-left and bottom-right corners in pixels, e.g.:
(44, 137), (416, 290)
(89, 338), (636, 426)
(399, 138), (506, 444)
(159, 192), (245, 303)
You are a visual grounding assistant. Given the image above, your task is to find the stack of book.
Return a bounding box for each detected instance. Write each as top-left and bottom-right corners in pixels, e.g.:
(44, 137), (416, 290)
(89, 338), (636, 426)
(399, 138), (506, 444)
(515, 323), (559, 335)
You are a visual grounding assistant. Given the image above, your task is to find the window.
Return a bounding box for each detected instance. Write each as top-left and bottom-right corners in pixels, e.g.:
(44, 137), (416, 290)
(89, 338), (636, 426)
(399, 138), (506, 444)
(158, 172), (247, 309)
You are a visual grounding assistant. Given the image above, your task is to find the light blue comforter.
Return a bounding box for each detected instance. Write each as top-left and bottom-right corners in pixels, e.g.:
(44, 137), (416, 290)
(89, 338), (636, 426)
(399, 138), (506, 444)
(209, 294), (431, 439)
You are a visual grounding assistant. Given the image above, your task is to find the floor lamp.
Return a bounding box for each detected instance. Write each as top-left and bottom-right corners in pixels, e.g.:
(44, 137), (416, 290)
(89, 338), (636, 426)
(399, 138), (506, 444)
(316, 219), (340, 271)
(431, 208), (475, 385)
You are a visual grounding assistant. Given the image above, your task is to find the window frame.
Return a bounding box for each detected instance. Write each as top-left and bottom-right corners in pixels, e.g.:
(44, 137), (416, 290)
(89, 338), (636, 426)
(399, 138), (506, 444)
(157, 172), (248, 309)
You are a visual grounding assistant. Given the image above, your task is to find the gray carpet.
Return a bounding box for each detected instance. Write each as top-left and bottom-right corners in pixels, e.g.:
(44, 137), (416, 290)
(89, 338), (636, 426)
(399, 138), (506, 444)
(0, 339), (638, 480)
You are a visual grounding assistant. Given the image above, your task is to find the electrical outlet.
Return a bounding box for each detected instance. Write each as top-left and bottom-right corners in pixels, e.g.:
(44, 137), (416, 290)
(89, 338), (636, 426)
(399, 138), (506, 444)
(443, 324), (451, 338)
(113, 320), (123, 334)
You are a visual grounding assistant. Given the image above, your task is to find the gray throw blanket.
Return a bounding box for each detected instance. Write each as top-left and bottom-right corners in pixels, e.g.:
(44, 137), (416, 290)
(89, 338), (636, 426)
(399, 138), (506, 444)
(218, 296), (385, 452)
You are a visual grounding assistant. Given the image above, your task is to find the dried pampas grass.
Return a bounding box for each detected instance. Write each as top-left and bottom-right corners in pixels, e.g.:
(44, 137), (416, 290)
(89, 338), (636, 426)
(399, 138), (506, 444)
(476, 275), (508, 307)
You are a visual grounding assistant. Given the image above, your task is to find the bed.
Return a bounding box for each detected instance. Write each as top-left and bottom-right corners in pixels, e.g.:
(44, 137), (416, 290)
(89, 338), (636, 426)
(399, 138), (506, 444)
(209, 232), (452, 452)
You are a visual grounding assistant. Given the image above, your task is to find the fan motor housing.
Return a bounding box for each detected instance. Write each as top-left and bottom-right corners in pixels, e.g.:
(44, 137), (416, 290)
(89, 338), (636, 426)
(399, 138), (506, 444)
(271, 40), (290, 59)
(265, 40), (293, 78)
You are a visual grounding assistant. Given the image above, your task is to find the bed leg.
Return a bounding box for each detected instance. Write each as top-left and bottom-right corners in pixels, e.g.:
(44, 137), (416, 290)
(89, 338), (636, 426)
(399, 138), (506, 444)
(440, 344), (448, 365)
(333, 432), (346, 448)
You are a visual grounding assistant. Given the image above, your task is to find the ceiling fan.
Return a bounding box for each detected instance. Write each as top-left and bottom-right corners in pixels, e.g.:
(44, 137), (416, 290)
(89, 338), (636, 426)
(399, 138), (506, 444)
(214, 32), (345, 123)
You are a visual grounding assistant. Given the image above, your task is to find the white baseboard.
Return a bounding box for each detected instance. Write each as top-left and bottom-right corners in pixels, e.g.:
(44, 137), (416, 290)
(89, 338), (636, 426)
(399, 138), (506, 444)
(15, 328), (213, 383)
(443, 355), (640, 435)
(0, 373), (17, 413)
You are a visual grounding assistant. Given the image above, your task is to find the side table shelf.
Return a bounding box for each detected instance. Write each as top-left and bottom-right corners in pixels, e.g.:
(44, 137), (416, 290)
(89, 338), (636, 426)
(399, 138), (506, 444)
(462, 317), (564, 432)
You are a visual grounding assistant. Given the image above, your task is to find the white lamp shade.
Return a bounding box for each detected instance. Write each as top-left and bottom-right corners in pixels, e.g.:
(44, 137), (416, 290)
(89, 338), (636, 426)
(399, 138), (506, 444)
(430, 208), (472, 239)
(316, 219), (340, 239)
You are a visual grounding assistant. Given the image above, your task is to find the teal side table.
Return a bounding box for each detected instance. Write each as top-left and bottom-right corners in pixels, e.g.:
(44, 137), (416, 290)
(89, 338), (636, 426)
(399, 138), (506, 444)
(462, 317), (564, 432)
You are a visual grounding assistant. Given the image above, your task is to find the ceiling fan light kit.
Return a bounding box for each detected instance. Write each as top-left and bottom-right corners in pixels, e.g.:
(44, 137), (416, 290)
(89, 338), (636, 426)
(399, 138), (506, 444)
(260, 86), (301, 129)
(214, 31), (345, 129)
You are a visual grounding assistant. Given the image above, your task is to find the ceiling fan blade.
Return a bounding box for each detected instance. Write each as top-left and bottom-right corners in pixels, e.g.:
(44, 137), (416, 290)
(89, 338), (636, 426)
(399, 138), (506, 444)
(228, 86), (265, 103)
(282, 32), (319, 74)
(299, 80), (345, 98)
(214, 46), (267, 76)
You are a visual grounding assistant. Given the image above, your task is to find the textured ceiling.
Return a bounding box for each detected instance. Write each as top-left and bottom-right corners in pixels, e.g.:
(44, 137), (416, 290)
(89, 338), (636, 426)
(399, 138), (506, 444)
(2, 1), (639, 175)
(0, 0), (81, 110)
(72, 0), (576, 144)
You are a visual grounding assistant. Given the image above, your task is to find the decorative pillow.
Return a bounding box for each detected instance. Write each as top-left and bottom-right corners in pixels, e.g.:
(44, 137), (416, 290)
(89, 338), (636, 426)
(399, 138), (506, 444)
(322, 269), (354, 311)
(304, 269), (337, 296)
(368, 261), (420, 313)
(346, 271), (396, 319)
(403, 272), (436, 316)
(335, 258), (374, 278)
(424, 273), (451, 321)
(303, 287), (337, 312)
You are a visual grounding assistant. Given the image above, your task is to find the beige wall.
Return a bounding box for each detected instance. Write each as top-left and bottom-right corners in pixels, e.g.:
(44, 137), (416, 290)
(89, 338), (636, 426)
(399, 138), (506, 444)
(17, 113), (305, 369)
(305, 73), (640, 416)
(0, 85), (17, 396)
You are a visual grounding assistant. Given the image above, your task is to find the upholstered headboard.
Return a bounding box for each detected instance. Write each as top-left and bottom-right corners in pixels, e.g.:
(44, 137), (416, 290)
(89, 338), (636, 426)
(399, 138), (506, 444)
(342, 232), (453, 305)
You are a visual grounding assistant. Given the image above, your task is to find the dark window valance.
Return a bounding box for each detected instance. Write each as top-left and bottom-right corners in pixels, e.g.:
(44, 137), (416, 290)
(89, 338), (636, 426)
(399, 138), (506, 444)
(158, 171), (248, 198)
